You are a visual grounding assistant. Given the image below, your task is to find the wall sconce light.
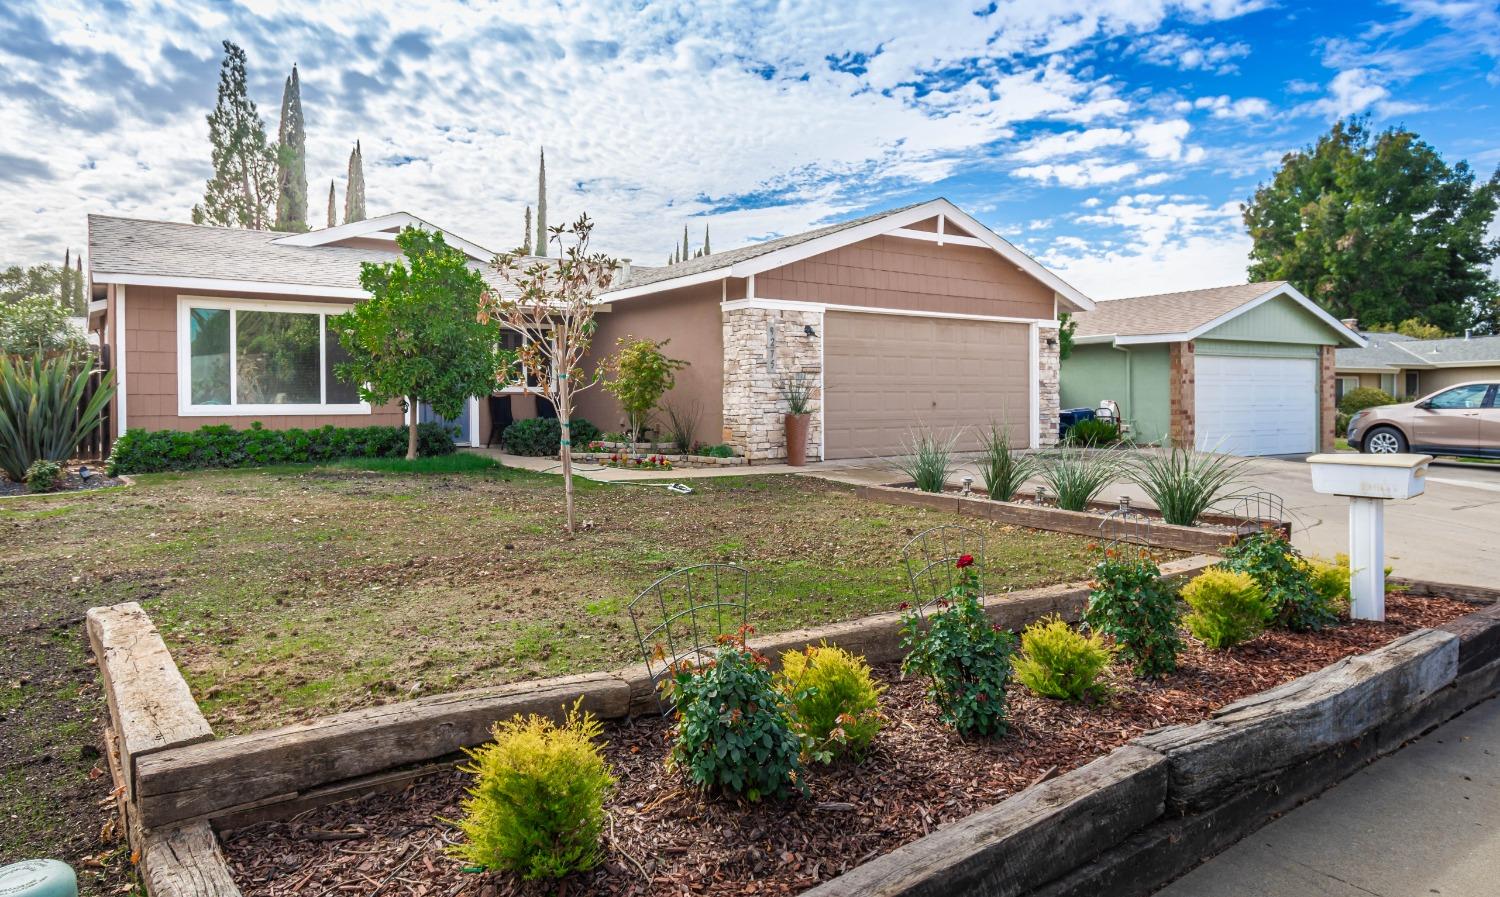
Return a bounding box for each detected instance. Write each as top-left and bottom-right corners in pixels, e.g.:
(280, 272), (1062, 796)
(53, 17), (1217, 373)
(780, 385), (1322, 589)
(1046, 337), (1058, 348)
(804, 324), (818, 337)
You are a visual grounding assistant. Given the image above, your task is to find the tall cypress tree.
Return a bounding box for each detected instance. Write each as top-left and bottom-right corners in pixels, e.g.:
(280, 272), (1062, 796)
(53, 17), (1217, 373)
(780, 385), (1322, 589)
(327, 180), (337, 228)
(703, 223), (711, 256)
(523, 206), (533, 254)
(274, 64), (309, 232)
(192, 41), (278, 229)
(344, 141), (366, 223)
(682, 226), (689, 261)
(74, 254), (84, 314)
(534, 147), (547, 257)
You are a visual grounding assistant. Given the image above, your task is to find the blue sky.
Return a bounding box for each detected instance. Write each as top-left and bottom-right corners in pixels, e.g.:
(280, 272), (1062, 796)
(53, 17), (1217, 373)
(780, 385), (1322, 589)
(1, 0), (1497, 298)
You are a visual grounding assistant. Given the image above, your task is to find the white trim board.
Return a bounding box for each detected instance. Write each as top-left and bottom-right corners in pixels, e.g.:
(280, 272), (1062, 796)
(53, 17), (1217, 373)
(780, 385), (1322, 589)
(722, 296), (1059, 326)
(93, 272), (369, 300)
(271, 211), (497, 262)
(114, 285), (127, 437)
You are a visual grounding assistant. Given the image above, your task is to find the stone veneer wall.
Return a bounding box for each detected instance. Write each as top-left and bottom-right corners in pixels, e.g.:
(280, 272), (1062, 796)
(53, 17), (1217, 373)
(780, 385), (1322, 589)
(1038, 324), (1060, 448)
(1320, 345), (1337, 453)
(722, 307), (823, 461)
(1168, 341), (1196, 448)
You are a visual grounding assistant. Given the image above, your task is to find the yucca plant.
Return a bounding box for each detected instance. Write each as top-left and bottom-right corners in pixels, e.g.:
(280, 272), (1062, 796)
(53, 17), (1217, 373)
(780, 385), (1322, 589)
(1128, 446), (1247, 526)
(0, 352), (115, 481)
(977, 423), (1036, 501)
(1039, 446), (1120, 511)
(893, 428), (960, 493)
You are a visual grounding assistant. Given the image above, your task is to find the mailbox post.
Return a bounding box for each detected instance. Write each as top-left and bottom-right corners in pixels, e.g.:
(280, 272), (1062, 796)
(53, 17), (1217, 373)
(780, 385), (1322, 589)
(1305, 453), (1432, 621)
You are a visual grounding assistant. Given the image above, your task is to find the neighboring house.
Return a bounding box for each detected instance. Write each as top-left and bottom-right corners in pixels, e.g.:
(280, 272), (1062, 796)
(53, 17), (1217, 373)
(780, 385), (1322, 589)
(1334, 328), (1500, 402)
(1061, 281), (1364, 456)
(88, 198), (1093, 462)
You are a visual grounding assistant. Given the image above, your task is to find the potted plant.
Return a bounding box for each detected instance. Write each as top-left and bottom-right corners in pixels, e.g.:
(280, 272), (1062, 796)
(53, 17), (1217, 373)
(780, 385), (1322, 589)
(780, 375), (814, 466)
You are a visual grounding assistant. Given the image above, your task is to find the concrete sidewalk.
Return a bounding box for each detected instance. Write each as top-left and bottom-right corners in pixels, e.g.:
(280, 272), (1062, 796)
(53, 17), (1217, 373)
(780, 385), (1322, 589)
(1156, 696), (1500, 897)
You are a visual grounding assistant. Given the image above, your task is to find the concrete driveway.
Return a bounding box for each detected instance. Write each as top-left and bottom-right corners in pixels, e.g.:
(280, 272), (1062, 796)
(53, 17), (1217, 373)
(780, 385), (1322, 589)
(809, 454), (1500, 588)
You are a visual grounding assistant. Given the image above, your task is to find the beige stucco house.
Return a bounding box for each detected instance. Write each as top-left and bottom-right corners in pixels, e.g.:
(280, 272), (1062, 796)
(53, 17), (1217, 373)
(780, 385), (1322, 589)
(87, 198), (1094, 462)
(1334, 328), (1500, 402)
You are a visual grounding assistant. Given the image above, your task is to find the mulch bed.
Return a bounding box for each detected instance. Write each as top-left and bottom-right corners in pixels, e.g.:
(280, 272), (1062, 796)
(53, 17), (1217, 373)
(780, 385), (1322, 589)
(222, 591), (1478, 897)
(0, 463), (125, 497)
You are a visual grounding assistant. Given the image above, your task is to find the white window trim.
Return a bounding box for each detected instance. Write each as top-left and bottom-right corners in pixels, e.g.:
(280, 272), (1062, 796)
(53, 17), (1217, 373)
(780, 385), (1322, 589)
(176, 295), (371, 417)
(494, 325), (556, 395)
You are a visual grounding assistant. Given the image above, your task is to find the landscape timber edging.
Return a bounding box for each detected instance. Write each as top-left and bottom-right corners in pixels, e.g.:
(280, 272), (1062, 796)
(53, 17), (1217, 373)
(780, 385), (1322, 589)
(853, 483), (1282, 554)
(125, 554), (1219, 830)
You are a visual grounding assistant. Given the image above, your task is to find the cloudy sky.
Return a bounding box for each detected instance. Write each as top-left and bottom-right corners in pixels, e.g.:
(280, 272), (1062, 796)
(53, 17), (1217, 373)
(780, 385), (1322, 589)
(2, 0), (1497, 299)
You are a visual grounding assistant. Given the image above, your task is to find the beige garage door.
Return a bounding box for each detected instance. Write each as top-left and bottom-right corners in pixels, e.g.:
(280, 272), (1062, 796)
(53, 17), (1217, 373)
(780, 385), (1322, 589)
(823, 312), (1031, 460)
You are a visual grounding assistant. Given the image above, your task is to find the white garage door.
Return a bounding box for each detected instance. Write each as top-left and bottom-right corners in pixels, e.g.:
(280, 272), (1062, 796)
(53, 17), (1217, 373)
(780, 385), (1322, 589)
(823, 312), (1031, 460)
(1195, 355), (1318, 456)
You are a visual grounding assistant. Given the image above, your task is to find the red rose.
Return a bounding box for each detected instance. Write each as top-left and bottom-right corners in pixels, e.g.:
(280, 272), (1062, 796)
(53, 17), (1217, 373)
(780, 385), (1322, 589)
(899, 601), (911, 611)
(956, 554), (975, 569)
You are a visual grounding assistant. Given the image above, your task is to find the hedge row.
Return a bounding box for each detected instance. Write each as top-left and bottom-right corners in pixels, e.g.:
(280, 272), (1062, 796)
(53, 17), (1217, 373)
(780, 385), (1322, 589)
(501, 417), (602, 457)
(107, 421), (458, 475)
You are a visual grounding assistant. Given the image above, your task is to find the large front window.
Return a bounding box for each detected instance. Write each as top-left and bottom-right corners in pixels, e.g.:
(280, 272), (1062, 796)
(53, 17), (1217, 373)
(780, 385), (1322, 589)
(178, 298), (368, 415)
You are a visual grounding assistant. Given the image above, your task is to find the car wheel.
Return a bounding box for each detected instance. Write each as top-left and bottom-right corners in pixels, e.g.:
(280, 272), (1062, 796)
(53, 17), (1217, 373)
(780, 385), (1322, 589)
(1364, 426), (1407, 454)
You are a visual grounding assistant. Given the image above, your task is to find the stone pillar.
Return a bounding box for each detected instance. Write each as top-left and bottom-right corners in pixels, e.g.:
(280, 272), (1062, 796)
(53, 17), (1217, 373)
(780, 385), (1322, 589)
(1037, 324), (1060, 448)
(722, 307), (823, 462)
(1168, 340), (1195, 449)
(1320, 344), (1337, 452)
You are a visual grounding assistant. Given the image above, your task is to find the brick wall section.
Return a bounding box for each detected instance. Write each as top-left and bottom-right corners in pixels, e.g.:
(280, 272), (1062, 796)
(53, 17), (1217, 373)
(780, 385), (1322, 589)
(1168, 341), (1195, 448)
(1320, 345), (1337, 452)
(1038, 324), (1060, 447)
(722, 307), (823, 461)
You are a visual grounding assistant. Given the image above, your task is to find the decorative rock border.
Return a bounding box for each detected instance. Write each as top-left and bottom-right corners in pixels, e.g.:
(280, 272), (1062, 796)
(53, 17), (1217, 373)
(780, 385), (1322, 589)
(855, 483), (1289, 553)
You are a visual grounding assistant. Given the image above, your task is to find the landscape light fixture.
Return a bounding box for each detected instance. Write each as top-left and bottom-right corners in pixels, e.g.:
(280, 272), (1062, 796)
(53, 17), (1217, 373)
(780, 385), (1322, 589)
(961, 474), (974, 495)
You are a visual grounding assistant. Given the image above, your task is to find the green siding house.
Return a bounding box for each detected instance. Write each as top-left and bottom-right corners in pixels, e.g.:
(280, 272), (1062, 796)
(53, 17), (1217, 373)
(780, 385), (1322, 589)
(1060, 282), (1365, 456)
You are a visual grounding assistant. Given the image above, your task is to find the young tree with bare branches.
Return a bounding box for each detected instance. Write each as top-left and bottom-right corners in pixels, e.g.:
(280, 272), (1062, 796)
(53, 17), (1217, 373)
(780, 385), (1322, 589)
(480, 214), (618, 534)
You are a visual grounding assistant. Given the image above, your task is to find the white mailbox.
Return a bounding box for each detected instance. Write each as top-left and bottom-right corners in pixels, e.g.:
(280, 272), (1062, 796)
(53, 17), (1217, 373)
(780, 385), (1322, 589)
(1305, 453), (1432, 621)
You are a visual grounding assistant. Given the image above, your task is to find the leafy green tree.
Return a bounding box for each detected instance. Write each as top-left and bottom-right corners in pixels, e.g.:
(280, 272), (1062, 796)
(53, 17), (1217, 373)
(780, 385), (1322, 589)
(603, 336), (688, 447)
(344, 141), (366, 223)
(1057, 311), (1078, 360)
(332, 228), (500, 459)
(1244, 118), (1500, 334)
(1367, 318), (1449, 339)
(274, 64), (309, 232)
(192, 41), (278, 230)
(0, 294), (86, 356)
(0, 264), (62, 306)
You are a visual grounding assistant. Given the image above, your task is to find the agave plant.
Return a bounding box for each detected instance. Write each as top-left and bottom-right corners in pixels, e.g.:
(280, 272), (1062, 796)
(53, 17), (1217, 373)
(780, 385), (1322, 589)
(1129, 445), (1248, 526)
(893, 428), (960, 493)
(0, 352), (115, 481)
(1038, 446), (1121, 511)
(977, 423), (1036, 501)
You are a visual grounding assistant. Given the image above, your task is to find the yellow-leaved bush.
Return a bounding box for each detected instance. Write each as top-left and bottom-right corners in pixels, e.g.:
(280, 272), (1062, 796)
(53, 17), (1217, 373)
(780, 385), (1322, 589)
(448, 699), (614, 880)
(775, 643), (885, 763)
(1183, 568), (1273, 649)
(1013, 615), (1115, 701)
(1302, 555), (1353, 614)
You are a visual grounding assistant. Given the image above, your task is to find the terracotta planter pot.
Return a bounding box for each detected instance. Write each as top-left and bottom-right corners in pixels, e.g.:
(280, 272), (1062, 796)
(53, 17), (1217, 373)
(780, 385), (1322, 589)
(784, 412), (811, 466)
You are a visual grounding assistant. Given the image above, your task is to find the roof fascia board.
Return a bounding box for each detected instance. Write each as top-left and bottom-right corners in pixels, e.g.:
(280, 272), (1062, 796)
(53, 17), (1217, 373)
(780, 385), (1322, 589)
(1184, 283), (1367, 348)
(92, 271), (369, 300)
(273, 212), (496, 262)
(603, 269), (729, 302)
(933, 200), (1096, 313)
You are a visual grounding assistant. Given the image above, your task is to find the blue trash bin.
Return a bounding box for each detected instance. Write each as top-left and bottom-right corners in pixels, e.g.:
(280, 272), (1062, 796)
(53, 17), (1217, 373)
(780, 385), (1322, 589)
(0, 860), (78, 897)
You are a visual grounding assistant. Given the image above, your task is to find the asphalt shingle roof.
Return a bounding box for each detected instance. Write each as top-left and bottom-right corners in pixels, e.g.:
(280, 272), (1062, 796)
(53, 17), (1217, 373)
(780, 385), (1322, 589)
(1338, 331), (1500, 369)
(1070, 281), (1289, 339)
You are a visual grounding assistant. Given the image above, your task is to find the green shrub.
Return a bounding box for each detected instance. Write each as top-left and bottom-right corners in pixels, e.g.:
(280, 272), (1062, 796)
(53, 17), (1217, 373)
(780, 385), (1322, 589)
(0, 294), (87, 357)
(665, 635), (806, 801)
(894, 428), (959, 493)
(900, 557), (1016, 736)
(978, 423), (1036, 501)
(1302, 555), (1353, 613)
(776, 643), (884, 763)
(1335, 411), (1352, 437)
(1039, 447), (1120, 511)
(1338, 387), (1395, 415)
(449, 700), (614, 880)
(24, 459), (63, 492)
(1066, 418), (1120, 447)
(698, 443), (734, 458)
(1128, 446), (1247, 526)
(1222, 531), (1339, 632)
(1013, 615), (1115, 701)
(1182, 568), (1272, 649)
(502, 416), (602, 457)
(1084, 550), (1182, 678)
(106, 420), (457, 475)
(0, 352), (115, 481)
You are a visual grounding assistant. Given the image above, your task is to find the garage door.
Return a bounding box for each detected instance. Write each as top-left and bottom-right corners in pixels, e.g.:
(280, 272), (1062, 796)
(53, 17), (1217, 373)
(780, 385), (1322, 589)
(1195, 355), (1318, 455)
(823, 312), (1031, 460)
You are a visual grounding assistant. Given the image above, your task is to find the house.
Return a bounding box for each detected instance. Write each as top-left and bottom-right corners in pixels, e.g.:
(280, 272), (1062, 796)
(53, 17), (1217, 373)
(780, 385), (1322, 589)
(88, 198), (1093, 462)
(1334, 328), (1500, 402)
(1061, 281), (1365, 456)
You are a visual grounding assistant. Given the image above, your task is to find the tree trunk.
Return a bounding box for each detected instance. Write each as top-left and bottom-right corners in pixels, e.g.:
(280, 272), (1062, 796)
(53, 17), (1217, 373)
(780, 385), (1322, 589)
(407, 400), (419, 460)
(560, 390), (576, 534)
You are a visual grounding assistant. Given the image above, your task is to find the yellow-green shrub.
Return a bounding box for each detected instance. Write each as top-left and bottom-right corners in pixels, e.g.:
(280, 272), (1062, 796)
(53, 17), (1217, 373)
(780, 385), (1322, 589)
(1183, 568), (1272, 649)
(1302, 556), (1352, 614)
(449, 700), (614, 880)
(776, 643), (885, 763)
(1013, 615), (1115, 701)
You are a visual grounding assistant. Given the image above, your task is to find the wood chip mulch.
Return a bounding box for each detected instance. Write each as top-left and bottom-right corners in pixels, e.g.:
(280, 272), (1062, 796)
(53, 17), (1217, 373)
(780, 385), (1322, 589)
(222, 591), (1477, 897)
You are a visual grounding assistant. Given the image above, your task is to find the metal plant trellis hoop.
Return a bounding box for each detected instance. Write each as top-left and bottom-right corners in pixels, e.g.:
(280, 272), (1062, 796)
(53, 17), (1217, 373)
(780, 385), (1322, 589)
(1098, 506), (1153, 552)
(1218, 491), (1286, 538)
(903, 524), (986, 617)
(627, 563), (751, 715)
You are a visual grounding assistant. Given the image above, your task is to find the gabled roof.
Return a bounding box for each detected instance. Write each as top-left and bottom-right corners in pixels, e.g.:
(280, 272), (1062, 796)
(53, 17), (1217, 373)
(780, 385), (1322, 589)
(1072, 281), (1365, 348)
(1338, 331), (1500, 371)
(271, 211), (497, 261)
(604, 197), (1096, 312)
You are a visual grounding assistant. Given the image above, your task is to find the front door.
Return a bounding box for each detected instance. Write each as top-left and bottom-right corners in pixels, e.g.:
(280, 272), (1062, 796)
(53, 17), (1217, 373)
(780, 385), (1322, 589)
(418, 400), (472, 445)
(1411, 383), (1489, 453)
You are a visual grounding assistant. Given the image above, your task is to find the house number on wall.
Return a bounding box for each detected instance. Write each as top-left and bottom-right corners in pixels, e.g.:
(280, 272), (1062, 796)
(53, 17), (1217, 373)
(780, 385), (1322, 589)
(767, 322), (777, 372)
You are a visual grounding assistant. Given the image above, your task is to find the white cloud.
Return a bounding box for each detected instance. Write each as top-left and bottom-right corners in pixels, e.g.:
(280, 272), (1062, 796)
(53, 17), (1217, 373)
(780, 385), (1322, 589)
(1013, 160), (1142, 187)
(1132, 31), (1252, 74)
(1298, 68), (1424, 119)
(1193, 94), (1272, 119)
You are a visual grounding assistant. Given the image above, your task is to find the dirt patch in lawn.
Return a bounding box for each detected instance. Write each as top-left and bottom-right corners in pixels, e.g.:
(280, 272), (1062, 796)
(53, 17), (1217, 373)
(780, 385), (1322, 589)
(222, 591), (1475, 897)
